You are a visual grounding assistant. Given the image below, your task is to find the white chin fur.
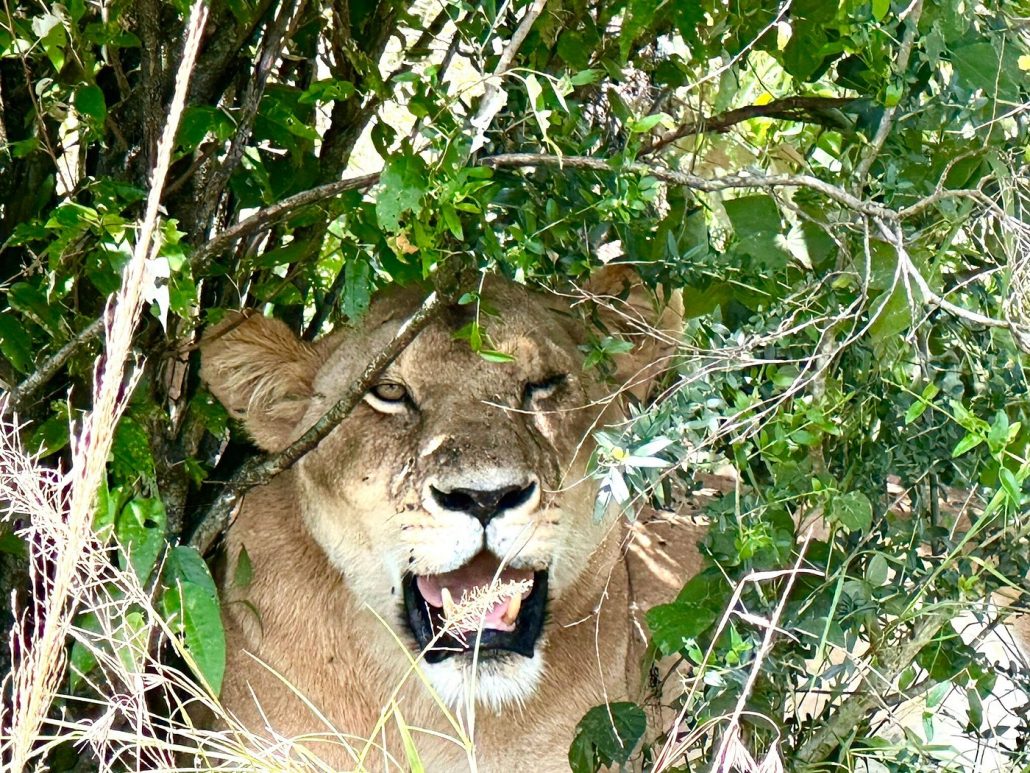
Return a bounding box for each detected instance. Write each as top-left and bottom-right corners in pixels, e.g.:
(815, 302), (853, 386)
(422, 651), (544, 713)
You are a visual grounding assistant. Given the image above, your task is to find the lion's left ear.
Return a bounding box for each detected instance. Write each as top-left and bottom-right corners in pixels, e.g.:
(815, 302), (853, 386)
(582, 265), (682, 400)
(200, 312), (323, 452)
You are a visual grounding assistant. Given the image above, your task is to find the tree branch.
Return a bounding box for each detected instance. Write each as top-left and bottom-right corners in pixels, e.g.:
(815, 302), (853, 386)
(7, 171), (380, 414)
(5, 318), (104, 414)
(16, 147), (1007, 416)
(197, 0), (306, 232)
(470, 0), (550, 152)
(188, 288), (447, 554)
(481, 152), (899, 219)
(190, 171), (380, 272)
(640, 96), (858, 157)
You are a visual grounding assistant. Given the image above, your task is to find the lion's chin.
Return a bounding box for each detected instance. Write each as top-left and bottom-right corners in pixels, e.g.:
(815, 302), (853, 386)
(422, 650), (546, 711)
(401, 552), (549, 665)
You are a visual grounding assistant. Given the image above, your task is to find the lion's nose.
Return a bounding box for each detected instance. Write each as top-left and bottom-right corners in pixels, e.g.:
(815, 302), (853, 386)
(428, 480), (539, 525)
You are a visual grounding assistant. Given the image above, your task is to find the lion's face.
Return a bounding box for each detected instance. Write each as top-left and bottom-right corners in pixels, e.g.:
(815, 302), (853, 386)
(202, 269), (672, 709)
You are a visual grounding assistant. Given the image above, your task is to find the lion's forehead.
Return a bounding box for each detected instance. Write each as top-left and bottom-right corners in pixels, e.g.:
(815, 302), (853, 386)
(301, 294), (597, 491)
(317, 292), (583, 403)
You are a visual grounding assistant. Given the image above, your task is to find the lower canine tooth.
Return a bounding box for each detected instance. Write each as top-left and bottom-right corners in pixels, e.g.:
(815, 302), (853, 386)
(501, 593), (522, 625)
(441, 587), (457, 620)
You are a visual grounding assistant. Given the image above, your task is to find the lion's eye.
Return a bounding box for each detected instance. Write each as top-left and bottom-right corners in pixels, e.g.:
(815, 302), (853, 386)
(365, 382), (411, 414)
(522, 374), (567, 408)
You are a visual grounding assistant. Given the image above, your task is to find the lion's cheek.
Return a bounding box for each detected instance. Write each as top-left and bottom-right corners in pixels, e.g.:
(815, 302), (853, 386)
(296, 473), (407, 606)
(545, 486), (620, 603)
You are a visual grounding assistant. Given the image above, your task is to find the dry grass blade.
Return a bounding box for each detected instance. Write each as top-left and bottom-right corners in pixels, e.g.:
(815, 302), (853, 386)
(0, 4), (209, 768)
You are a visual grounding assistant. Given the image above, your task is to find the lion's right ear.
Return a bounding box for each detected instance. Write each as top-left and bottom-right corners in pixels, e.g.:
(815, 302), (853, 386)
(200, 312), (322, 452)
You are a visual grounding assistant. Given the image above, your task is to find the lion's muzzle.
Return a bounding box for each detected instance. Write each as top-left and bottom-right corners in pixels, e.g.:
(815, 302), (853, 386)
(403, 550), (549, 664)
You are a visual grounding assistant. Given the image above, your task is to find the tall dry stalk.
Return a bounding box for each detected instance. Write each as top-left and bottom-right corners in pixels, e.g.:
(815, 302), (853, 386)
(0, 4), (209, 767)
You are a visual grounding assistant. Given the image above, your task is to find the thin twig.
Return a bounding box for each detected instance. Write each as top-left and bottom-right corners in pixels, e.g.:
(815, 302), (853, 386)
(189, 289), (447, 554)
(852, 0), (925, 189)
(794, 609), (951, 764)
(879, 219), (1022, 332)
(712, 531), (813, 771)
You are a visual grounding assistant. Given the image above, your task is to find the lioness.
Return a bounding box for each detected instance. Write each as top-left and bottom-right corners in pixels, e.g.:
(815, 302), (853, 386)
(201, 267), (698, 770)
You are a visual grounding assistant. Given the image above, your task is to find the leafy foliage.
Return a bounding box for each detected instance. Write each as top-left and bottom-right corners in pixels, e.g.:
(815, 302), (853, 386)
(2, 0), (1030, 769)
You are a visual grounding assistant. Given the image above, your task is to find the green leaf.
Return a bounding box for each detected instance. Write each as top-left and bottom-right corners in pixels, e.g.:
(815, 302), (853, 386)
(951, 433), (983, 459)
(782, 21), (828, 81)
(29, 402), (70, 457)
(0, 524), (26, 558)
(8, 282), (64, 336)
(646, 602), (720, 656)
(110, 416), (156, 483)
(68, 612), (103, 691)
(478, 349), (515, 363)
(999, 468), (1021, 506)
(831, 491), (873, 532)
(441, 204), (463, 239)
(115, 497), (167, 582)
(376, 154), (428, 231)
(619, 0), (660, 61)
(904, 383), (939, 424)
(872, 0), (890, 20)
(177, 106), (234, 151)
(164, 546), (219, 598)
(724, 195), (788, 268)
(569, 702), (646, 772)
(987, 411), (1010, 455)
(74, 84), (107, 124)
(916, 632), (972, 682)
(570, 68), (601, 86)
(342, 259), (373, 321)
(868, 286), (912, 344)
(393, 705), (425, 773)
(162, 580), (226, 695)
(866, 553), (889, 586)
(0, 313), (35, 373)
(233, 545), (253, 588)
(627, 113), (668, 133)
(951, 42), (1021, 103)
(646, 570), (729, 655)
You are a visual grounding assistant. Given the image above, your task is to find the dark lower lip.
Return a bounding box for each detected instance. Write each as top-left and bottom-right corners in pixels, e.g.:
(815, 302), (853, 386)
(401, 571), (549, 664)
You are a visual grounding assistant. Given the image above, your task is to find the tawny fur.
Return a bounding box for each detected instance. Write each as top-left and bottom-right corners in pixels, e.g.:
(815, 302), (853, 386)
(201, 270), (690, 770)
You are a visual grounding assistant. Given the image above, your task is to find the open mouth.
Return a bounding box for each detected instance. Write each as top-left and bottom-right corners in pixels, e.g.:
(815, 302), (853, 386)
(402, 551), (548, 664)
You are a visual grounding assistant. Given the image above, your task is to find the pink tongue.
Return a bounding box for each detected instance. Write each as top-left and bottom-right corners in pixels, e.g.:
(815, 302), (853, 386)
(416, 552), (533, 631)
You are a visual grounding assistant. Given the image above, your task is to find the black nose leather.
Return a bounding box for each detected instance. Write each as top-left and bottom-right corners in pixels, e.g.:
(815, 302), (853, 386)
(429, 482), (537, 525)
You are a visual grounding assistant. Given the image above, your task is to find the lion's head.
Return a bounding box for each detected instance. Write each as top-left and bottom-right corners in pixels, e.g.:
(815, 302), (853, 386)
(201, 267), (677, 710)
